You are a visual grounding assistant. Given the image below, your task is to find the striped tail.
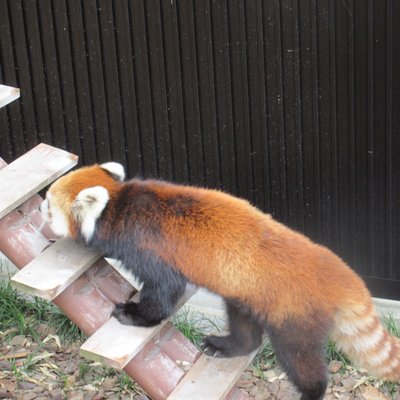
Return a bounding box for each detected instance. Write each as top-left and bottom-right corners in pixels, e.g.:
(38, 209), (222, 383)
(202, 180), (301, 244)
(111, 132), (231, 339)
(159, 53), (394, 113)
(330, 299), (400, 382)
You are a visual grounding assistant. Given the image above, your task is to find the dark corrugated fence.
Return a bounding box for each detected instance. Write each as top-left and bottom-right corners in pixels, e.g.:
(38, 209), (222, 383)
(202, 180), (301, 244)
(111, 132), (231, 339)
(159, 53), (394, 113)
(1, 0), (400, 299)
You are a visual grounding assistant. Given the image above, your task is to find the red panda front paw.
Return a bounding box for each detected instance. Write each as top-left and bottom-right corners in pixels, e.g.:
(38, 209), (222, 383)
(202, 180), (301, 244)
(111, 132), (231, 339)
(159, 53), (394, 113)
(200, 335), (238, 358)
(112, 302), (162, 327)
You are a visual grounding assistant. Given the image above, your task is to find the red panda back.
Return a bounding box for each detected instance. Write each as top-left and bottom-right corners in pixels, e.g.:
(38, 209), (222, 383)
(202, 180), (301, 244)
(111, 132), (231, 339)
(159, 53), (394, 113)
(145, 185), (400, 382)
(44, 166), (400, 388)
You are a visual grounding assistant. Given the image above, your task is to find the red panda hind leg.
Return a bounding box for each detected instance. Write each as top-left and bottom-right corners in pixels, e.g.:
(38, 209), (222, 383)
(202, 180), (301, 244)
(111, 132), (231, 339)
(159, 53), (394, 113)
(265, 316), (331, 400)
(201, 300), (264, 357)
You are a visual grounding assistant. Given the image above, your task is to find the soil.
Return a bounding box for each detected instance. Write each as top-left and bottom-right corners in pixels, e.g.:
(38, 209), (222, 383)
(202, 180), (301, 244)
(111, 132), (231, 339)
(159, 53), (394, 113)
(0, 326), (398, 400)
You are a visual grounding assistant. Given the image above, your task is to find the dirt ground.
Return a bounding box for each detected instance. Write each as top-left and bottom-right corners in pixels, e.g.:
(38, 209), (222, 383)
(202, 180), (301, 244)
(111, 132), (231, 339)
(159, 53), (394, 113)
(0, 327), (399, 400)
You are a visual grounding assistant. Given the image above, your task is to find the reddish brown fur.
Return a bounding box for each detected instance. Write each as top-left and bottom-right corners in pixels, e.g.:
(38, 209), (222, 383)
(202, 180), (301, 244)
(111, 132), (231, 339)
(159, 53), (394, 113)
(46, 165), (400, 389)
(125, 180), (369, 327)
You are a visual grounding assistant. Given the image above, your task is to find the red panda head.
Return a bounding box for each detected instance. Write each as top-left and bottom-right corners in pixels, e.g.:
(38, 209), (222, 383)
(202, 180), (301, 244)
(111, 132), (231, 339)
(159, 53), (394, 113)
(41, 162), (125, 240)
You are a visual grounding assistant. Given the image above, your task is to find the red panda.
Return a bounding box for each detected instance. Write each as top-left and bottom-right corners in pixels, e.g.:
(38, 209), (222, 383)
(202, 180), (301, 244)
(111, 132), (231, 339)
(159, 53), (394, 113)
(41, 162), (400, 400)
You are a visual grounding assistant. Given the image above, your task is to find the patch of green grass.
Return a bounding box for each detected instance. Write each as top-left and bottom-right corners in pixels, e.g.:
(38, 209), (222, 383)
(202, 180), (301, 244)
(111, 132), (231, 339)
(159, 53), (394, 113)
(326, 340), (350, 368)
(0, 281), (84, 343)
(172, 311), (206, 348)
(0, 281), (47, 339)
(252, 341), (277, 377)
(6, 341), (59, 381)
(9, 359), (23, 381)
(384, 314), (400, 338)
(378, 315), (400, 399)
(78, 359), (92, 380)
(325, 314), (400, 368)
(172, 308), (225, 349)
(172, 310), (279, 378)
(381, 382), (400, 400)
(323, 314), (400, 399)
(47, 306), (86, 343)
(116, 372), (138, 392)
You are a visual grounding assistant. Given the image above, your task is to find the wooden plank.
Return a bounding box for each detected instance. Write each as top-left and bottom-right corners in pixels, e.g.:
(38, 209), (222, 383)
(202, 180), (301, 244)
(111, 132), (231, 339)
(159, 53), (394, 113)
(128, 0), (157, 176)
(0, 143), (77, 219)
(193, 0), (220, 188)
(209, 0), (237, 194)
(176, 1), (204, 185)
(168, 351), (258, 400)
(80, 0), (112, 162)
(159, 0), (188, 183)
(0, 84), (20, 109)
(22, 0), (52, 145)
(112, 0), (142, 175)
(243, 0), (268, 210)
(226, 0), (252, 201)
(0, 2), (25, 159)
(97, 0), (126, 166)
(11, 237), (102, 300)
(80, 286), (198, 369)
(43, 0), (78, 154)
(145, 0), (173, 181)
(7, 1), (38, 150)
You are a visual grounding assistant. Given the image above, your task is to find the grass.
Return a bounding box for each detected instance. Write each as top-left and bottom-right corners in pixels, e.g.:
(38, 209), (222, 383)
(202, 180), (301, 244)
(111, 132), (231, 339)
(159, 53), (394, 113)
(252, 341), (277, 378)
(380, 315), (400, 399)
(326, 340), (350, 369)
(172, 308), (223, 348)
(172, 308), (400, 396)
(324, 314), (400, 366)
(0, 278), (142, 394)
(385, 313), (400, 337)
(2, 274), (399, 397)
(116, 372), (140, 392)
(77, 359), (92, 380)
(172, 309), (279, 376)
(0, 280), (85, 343)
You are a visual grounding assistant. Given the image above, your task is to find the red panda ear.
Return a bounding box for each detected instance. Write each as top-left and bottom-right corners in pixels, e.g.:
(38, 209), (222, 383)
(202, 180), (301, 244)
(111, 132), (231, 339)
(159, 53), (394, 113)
(100, 162), (125, 181)
(71, 186), (110, 240)
(71, 186), (110, 221)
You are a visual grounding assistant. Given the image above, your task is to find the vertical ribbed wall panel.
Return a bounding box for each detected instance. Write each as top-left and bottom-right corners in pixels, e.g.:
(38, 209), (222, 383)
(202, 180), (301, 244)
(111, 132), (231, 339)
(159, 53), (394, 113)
(0, 0), (399, 296)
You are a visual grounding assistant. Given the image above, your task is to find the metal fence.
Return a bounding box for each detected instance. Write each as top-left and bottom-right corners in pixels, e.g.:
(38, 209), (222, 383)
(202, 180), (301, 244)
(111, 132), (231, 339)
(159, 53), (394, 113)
(1, 0), (399, 299)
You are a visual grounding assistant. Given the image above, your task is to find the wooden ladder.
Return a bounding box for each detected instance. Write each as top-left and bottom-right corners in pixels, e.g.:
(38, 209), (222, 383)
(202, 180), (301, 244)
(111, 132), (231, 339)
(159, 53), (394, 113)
(0, 144), (257, 400)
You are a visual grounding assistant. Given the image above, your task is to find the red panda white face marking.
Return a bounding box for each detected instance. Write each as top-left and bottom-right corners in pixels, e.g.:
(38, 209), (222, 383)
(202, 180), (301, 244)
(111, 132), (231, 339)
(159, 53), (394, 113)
(41, 191), (70, 237)
(71, 186), (109, 241)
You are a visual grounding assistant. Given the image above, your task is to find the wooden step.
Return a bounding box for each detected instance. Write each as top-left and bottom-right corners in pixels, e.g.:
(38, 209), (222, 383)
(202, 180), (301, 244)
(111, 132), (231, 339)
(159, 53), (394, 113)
(168, 351), (258, 400)
(80, 286), (198, 370)
(11, 237), (102, 300)
(0, 143), (77, 219)
(0, 84), (20, 108)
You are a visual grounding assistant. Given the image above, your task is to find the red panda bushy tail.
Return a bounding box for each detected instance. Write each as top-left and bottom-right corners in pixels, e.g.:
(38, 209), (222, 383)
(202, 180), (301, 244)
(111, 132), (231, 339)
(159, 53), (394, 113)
(331, 298), (400, 382)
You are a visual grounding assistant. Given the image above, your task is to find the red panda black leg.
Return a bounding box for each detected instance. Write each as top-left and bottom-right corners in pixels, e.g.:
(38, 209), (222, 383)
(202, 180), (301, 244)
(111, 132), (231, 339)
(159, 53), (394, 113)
(112, 301), (158, 327)
(265, 319), (329, 400)
(201, 300), (264, 357)
(112, 278), (186, 327)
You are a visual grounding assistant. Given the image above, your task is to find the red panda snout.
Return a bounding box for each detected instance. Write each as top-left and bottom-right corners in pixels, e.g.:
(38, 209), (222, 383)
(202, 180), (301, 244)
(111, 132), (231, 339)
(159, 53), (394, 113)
(41, 193), (70, 237)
